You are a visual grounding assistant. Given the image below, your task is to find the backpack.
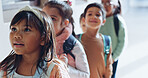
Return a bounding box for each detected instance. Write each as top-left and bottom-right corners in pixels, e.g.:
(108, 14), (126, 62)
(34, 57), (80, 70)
(63, 35), (76, 59)
(113, 14), (119, 37)
(102, 35), (111, 67)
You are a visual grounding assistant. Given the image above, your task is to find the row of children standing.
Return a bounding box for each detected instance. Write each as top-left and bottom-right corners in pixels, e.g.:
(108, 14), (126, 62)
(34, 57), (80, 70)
(79, 0), (127, 78)
(0, 0), (127, 78)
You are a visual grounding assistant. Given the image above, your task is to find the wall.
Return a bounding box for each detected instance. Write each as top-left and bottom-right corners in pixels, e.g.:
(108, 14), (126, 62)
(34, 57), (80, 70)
(0, 0), (11, 61)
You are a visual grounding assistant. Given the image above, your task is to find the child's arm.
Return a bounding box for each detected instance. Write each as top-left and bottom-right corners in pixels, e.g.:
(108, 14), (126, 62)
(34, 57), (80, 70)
(105, 45), (113, 78)
(56, 24), (72, 54)
(56, 24), (72, 44)
(58, 53), (68, 66)
(67, 41), (90, 78)
(112, 15), (127, 61)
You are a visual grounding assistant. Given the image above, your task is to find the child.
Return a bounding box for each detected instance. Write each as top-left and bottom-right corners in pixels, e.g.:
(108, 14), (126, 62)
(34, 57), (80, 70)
(100, 0), (127, 78)
(77, 3), (113, 78)
(0, 6), (70, 78)
(42, 0), (90, 78)
(79, 13), (87, 33)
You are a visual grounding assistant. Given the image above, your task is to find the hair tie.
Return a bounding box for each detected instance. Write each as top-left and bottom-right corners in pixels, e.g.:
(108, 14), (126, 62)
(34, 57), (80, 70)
(64, 0), (72, 6)
(19, 5), (44, 23)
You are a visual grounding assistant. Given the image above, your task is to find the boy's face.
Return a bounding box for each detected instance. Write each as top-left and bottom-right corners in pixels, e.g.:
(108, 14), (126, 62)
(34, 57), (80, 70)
(43, 6), (65, 36)
(10, 19), (42, 55)
(84, 7), (104, 29)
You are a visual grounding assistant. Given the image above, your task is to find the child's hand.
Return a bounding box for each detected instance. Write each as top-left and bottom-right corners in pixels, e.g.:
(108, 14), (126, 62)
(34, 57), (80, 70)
(67, 54), (76, 68)
(58, 53), (68, 66)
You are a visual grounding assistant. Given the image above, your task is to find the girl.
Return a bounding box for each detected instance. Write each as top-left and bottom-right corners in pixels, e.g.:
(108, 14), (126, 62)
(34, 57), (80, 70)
(77, 3), (113, 78)
(43, 0), (90, 78)
(0, 6), (69, 78)
(100, 0), (127, 78)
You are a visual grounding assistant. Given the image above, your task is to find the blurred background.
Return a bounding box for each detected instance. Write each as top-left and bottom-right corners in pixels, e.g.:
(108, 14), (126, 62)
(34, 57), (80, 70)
(0, 0), (148, 78)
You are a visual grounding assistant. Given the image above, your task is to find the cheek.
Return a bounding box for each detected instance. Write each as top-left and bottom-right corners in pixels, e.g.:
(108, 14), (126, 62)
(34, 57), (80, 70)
(106, 6), (113, 14)
(25, 35), (41, 50)
(53, 22), (61, 34)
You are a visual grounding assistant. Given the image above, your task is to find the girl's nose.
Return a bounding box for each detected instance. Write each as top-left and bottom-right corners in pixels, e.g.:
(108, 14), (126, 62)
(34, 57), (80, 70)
(14, 31), (22, 39)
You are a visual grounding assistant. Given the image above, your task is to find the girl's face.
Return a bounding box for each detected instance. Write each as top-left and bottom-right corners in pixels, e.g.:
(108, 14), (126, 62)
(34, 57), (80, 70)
(85, 7), (104, 29)
(102, 0), (114, 17)
(10, 19), (43, 55)
(43, 7), (65, 36)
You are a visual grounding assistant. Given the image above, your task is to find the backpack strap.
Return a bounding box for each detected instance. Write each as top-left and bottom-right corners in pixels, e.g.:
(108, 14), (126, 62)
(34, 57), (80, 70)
(113, 14), (119, 37)
(102, 35), (111, 67)
(77, 34), (83, 42)
(63, 35), (76, 60)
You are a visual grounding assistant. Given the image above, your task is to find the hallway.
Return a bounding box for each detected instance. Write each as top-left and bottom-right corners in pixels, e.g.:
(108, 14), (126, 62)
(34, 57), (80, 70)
(116, 7), (148, 78)
(0, 0), (148, 78)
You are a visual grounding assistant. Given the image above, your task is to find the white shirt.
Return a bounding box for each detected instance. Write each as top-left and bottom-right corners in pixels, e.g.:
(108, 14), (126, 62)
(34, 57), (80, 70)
(68, 40), (90, 78)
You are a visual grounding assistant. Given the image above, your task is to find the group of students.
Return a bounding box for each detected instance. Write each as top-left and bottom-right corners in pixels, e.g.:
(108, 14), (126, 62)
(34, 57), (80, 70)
(0, 0), (126, 78)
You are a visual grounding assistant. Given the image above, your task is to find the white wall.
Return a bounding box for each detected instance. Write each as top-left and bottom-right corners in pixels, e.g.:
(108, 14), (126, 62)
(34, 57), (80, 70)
(0, 0), (3, 24)
(0, 0), (11, 62)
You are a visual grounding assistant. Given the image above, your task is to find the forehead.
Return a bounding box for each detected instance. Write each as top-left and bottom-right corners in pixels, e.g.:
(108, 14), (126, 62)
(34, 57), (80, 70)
(102, 0), (111, 2)
(87, 7), (102, 13)
(12, 18), (34, 28)
(43, 7), (60, 16)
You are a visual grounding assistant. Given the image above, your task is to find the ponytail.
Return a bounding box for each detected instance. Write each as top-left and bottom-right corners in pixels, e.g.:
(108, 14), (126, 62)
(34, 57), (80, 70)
(69, 17), (76, 37)
(114, 0), (121, 15)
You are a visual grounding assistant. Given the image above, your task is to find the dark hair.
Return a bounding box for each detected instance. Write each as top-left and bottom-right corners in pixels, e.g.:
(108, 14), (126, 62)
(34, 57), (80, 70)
(83, 3), (106, 21)
(114, 0), (121, 15)
(79, 13), (84, 23)
(44, 0), (76, 36)
(0, 10), (56, 75)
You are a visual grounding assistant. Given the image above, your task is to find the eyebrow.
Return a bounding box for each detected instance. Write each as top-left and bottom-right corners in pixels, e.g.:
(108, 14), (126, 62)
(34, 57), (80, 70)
(25, 25), (32, 28)
(88, 11), (93, 13)
(88, 10), (101, 14)
(50, 15), (58, 18)
(11, 25), (32, 28)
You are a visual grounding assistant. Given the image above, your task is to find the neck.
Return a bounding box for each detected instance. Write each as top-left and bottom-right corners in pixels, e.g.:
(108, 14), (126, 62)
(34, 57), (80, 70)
(85, 28), (100, 38)
(106, 13), (114, 18)
(21, 51), (40, 64)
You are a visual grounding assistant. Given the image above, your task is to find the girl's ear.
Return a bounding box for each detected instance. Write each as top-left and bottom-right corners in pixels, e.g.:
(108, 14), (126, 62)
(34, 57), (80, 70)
(102, 19), (106, 25)
(64, 19), (69, 26)
(82, 17), (85, 23)
(40, 35), (45, 46)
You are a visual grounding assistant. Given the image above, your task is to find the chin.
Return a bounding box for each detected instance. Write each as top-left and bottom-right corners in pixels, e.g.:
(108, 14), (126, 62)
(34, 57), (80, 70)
(14, 50), (23, 55)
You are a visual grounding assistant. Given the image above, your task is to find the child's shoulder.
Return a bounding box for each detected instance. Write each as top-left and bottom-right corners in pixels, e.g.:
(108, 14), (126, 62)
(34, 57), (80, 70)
(0, 70), (4, 77)
(0, 69), (6, 78)
(116, 14), (126, 25)
(49, 59), (70, 78)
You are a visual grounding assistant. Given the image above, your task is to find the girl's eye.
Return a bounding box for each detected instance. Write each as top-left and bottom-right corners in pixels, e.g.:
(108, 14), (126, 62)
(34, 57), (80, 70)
(88, 13), (92, 16)
(11, 27), (17, 32)
(24, 28), (31, 32)
(51, 17), (56, 21)
(96, 14), (100, 17)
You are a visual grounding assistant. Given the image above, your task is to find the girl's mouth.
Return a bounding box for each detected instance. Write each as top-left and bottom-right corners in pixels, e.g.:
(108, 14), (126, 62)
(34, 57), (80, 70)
(90, 20), (97, 23)
(13, 43), (24, 48)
